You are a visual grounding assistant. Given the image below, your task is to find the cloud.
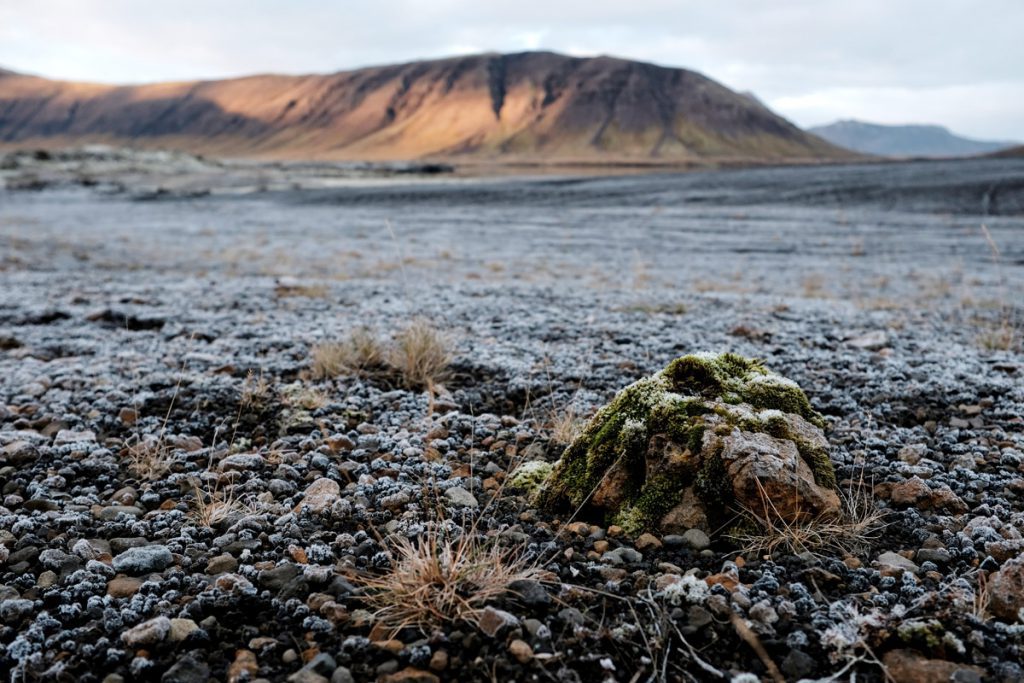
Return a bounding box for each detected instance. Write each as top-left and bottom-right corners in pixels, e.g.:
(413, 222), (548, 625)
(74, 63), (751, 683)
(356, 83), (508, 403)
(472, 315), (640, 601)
(1, 0), (1021, 139)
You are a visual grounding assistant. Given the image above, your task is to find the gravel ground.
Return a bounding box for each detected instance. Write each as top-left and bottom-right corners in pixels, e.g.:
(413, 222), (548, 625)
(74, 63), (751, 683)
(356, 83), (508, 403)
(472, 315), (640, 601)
(1, 157), (1023, 682)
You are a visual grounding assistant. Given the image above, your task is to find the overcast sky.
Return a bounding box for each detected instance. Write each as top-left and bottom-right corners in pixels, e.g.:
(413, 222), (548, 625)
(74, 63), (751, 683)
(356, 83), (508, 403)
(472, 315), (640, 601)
(2, 0), (1021, 140)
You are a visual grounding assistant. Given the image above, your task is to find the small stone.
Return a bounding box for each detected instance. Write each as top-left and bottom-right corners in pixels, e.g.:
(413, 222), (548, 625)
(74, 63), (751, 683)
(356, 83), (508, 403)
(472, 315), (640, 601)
(331, 668), (355, 683)
(380, 668), (439, 683)
(882, 649), (984, 683)
(847, 330), (889, 350)
(782, 650), (816, 680)
(112, 545), (173, 574)
(477, 606), (519, 638)
(162, 655), (210, 683)
(428, 650), (448, 672)
(507, 579), (550, 607)
(681, 529), (711, 551)
(294, 478), (340, 514)
(122, 616), (171, 647)
(0, 598), (34, 622)
(988, 554), (1024, 622)
(443, 486), (478, 508)
(508, 639), (533, 664)
(634, 533), (662, 551)
(206, 554), (239, 574)
(108, 576), (144, 598)
(169, 618), (200, 643)
(876, 551), (919, 576)
(229, 650), (260, 683)
(53, 429), (97, 446)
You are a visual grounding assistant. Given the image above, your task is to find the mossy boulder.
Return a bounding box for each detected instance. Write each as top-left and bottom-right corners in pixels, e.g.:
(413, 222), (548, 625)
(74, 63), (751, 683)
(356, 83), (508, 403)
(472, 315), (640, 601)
(538, 352), (840, 536)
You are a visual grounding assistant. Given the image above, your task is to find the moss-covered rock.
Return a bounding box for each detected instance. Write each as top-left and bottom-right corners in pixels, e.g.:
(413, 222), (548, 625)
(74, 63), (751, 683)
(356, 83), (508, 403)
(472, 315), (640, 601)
(538, 352), (839, 536)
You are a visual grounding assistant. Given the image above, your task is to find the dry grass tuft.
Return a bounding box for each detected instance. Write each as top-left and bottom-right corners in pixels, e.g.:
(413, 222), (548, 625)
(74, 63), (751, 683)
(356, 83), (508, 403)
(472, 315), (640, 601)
(975, 225), (1021, 352)
(731, 473), (887, 558)
(310, 327), (385, 380)
(385, 320), (453, 391)
(124, 436), (175, 481)
(188, 476), (257, 527)
(309, 320), (453, 393)
(358, 528), (543, 635)
(239, 369), (272, 411)
(548, 405), (585, 445)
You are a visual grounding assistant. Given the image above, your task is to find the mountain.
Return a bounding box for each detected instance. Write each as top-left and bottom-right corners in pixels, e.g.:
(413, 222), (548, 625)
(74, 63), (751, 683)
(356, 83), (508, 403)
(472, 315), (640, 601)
(0, 52), (849, 163)
(809, 119), (1017, 158)
(989, 145), (1024, 158)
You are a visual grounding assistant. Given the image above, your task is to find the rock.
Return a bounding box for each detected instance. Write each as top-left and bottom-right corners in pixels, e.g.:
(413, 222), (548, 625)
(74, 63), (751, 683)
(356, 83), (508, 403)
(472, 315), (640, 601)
(508, 639), (534, 663)
(53, 429), (97, 446)
(875, 552), (919, 576)
(220, 453), (264, 471)
(681, 528), (711, 551)
(539, 353), (838, 536)
(881, 649), (985, 683)
(162, 655), (210, 683)
(477, 606), (519, 638)
(988, 554), (1024, 622)
(287, 671), (327, 683)
(781, 650), (817, 680)
(634, 532), (662, 551)
(168, 618), (200, 643)
(206, 554), (239, 574)
(602, 547), (643, 565)
(659, 488), (710, 533)
(294, 478), (340, 514)
(108, 576), (144, 598)
(331, 668), (355, 683)
(443, 486), (478, 508)
(228, 650), (259, 683)
(847, 330), (889, 351)
(2, 441), (37, 465)
(0, 598), (34, 622)
(888, 476), (967, 513)
(380, 669), (439, 683)
(428, 650), (449, 672)
(508, 579), (550, 607)
(122, 616), (171, 647)
(112, 545), (173, 574)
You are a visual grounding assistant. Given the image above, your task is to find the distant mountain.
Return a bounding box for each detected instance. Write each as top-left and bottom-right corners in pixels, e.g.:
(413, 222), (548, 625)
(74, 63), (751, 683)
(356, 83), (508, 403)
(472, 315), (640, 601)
(0, 52), (851, 163)
(809, 119), (1018, 158)
(989, 145), (1024, 158)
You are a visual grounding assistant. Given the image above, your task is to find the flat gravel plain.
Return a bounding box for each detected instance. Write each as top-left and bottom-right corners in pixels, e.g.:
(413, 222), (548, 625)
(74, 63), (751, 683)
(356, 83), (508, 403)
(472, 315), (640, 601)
(1, 158), (1023, 682)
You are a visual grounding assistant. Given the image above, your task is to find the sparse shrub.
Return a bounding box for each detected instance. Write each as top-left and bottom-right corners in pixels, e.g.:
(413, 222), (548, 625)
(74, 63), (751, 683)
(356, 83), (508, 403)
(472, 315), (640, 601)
(188, 476), (257, 527)
(239, 369), (271, 411)
(123, 436), (175, 481)
(310, 327), (385, 379)
(548, 404), (584, 445)
(358, 526), (543, 634)
(385, 319), (453, 390)
(309, 320), (453, 391)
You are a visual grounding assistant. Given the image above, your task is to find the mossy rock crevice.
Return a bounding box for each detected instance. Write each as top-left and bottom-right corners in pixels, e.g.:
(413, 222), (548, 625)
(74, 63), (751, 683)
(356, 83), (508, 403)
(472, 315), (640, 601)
(539, 352), (840, 536)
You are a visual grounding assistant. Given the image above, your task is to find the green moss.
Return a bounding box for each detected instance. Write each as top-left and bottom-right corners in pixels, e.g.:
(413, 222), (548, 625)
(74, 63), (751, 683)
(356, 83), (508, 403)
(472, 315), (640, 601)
(509, 461), (554, 496)
(694, 445), (732, 513)
(801, 446), (837, 489)
(614, 472), (691, 534)
(740, 375), (824, 428)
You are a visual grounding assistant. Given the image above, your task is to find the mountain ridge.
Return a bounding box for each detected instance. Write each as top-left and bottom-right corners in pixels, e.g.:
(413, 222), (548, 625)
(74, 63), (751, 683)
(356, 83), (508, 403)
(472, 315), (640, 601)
(0, 52), (850, 163)
(810, 119), (1017, 158)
